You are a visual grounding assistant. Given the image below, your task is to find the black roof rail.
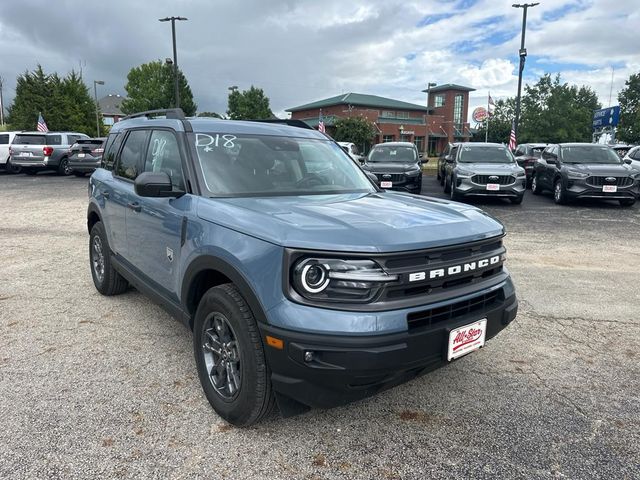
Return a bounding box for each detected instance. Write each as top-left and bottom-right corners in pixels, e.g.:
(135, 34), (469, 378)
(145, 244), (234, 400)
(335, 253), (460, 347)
(122, 108), (186, 121)
(246, 119), (314, 130)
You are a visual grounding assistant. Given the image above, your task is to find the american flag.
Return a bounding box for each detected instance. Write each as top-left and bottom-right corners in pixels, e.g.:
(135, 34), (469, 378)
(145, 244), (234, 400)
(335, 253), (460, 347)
(508, 121), (517, 151)
(318, 109), (325, 133)
(37, 113), (49, 132)
(488, 94), (495, 115)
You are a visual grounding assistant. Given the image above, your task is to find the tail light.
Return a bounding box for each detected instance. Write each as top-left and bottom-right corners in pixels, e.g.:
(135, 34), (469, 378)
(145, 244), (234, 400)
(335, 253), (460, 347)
(43, 146), (54, 156)
(92, 148), (104, 155)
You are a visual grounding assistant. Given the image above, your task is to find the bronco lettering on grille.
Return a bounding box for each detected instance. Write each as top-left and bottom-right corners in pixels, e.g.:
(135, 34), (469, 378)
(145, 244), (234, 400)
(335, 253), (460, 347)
(408, 255), (502, 282)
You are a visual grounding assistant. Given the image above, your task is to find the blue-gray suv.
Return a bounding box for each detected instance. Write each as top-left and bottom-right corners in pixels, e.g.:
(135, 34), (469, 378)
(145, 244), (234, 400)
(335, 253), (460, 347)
(87, 109), (518, 426)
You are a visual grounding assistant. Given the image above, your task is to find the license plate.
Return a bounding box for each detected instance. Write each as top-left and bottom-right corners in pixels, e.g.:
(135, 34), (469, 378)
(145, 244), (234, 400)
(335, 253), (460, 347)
(19, 152), (32, 157)
(381, 181), (392, 188)
(447, 319), (487, 361)
(78, 153), (85, 158)
(486, 184), (500, 191)
(603, 185), (617, 193)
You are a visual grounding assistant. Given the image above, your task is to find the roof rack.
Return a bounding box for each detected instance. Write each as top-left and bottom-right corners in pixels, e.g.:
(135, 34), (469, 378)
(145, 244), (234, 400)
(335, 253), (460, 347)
(246, 119), (314, 130)
(122, 108), (186, 121)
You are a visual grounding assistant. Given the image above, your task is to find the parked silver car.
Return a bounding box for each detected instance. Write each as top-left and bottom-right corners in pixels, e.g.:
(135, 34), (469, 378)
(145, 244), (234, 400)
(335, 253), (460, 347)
(622, 145), (640, 171)
(10, 131), (89, 175)
(443, 142), (526, 204)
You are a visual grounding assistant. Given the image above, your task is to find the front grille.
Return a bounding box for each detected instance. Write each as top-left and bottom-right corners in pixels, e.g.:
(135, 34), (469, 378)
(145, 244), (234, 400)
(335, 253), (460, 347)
(375, 173), (405, 183)
(586, 176), (634, 187)
(407, 290), (501, 330)
(471, 175), (515, 185)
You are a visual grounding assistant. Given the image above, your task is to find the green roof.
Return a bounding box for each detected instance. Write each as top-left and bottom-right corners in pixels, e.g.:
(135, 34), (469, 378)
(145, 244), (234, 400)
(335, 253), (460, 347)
(421, 84), (476, 93)
(286, 93), (429, 113)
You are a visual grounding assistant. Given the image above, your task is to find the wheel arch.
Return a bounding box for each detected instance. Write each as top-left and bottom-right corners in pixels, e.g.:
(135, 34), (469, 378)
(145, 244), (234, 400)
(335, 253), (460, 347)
(87, 203), (102, 234)
(182, 256), (268, 330)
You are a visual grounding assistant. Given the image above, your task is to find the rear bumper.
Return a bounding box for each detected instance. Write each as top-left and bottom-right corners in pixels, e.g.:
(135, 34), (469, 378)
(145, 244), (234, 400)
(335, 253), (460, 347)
(69, 157), (100, 172)
(261, 292), (517, 410)
(11, 156), (58, 168)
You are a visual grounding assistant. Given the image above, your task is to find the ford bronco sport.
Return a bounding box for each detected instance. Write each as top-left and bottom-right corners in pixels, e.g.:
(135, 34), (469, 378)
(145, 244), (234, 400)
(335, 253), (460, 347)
(87, 109), (518, 426)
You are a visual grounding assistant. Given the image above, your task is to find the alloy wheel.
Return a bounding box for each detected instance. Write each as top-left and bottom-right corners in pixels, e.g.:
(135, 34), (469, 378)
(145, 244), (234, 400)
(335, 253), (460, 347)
(202, 312), (242, 400)
(92, 235), (105, 283)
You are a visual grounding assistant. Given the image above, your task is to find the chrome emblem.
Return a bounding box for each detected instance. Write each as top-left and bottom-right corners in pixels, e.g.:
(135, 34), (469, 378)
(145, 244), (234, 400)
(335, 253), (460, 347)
(382, 174), (392, 179)
(605, 177), (616, 183)
(488, 175), (499, 181)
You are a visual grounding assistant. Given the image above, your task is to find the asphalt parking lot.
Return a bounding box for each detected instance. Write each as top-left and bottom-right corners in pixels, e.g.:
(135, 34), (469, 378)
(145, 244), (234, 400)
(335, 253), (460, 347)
(1, 171), (639, 479)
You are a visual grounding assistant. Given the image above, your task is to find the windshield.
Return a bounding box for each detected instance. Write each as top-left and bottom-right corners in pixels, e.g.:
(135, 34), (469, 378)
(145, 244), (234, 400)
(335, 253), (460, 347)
(561, 146), (621, 164)
(368, 145), (416, 163)
(191, 133), (375, 197)
(458, 145), (514, 163)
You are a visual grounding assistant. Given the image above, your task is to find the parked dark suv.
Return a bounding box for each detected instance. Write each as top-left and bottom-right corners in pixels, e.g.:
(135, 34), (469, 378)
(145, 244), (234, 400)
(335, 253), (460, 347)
(68, 137), (105, 176)
(532, 143), (639, 206)
(87, 109), (518, 426)
(361, 142), (424, 193)
(513, 143), (547, 187)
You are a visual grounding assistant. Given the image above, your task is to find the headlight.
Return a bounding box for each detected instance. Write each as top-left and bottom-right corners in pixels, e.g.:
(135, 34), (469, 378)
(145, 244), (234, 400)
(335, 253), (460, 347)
(292, 258), (398, 303)
(567, 170), (589, 179)
(516, 170), (526, 177)
(456, 168), (474, 177)
(406, 168), (421, 176)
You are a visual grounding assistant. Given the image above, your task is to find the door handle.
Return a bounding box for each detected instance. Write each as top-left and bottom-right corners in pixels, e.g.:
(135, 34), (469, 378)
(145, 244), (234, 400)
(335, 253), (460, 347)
(127, 202), (141, 212)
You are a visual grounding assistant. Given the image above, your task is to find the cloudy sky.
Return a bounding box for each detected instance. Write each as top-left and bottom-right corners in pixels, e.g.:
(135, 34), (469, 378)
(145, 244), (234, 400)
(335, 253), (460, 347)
(0, 0), (638, 120)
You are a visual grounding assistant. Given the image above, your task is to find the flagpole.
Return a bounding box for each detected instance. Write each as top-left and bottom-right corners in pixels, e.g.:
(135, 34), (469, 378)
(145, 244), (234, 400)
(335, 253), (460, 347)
(485, 92), (489, 143)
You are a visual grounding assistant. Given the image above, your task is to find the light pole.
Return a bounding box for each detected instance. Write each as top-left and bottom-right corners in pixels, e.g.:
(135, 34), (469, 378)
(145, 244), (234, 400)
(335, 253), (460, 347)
(512, 3), (538, 141)
(93, 80), (104, 137)
(422, 82), (437, 156)
(159, 16), (188, 109)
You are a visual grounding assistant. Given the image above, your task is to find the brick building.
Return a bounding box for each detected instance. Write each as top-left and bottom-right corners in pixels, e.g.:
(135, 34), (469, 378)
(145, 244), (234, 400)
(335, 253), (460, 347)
(286, 85), (474, 155)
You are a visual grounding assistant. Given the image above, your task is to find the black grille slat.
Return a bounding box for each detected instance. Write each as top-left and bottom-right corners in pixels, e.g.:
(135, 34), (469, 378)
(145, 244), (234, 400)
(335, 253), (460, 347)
(471, 175), (515, 185)
(407, 291), (500, 330)
(586, 176), (633, 187)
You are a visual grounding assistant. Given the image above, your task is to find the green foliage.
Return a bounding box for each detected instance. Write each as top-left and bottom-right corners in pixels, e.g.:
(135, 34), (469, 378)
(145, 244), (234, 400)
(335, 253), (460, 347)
(197, 111), (226, 119)
(618, 72), (640, 144)
(7, 65), (98, 134)
(121, 60), (197, 116)
(226, 86), (272, 120)
(333, 116), (377, 150)
(473, 98), (516, 144)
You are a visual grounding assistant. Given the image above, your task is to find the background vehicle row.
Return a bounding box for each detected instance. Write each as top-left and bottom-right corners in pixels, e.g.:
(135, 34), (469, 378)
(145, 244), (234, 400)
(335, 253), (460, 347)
(9, 131), (89, 175)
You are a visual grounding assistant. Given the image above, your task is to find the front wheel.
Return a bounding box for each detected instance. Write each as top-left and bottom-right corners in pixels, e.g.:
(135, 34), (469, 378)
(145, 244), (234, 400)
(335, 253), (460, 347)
(619, 198), (636, 207)
(89, 221), (128, 295)
(554, 179), (567, 205)
(531, 174), (542, 195)
(444, 174), (451, 194)
(194, 284), (275, 427)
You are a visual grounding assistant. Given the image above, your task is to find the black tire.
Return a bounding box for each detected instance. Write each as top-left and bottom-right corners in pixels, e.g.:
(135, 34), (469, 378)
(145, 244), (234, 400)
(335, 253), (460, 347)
(619, 198), (636, 207)
(194, 284), (275, 427)
(5, 158), (21, 174)
(553, 179), (567, 205)
(439, 168), (445, 186)
(444, 174), (451, 194)
(89, 221), (128, 295)
(57, 157), (71, 176)
(23, 168), (37, 175)
(450, 176), (460, 201)
(531, 174), (542, 195)
(510, 195), (524, 205)
(73, 171), (86, 177)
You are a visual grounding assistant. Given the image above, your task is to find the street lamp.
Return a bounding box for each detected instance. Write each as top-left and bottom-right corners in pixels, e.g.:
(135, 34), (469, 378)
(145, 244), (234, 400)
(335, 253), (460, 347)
(93, 80), (104, 137)
(159, 16), (188, 109)
(512, 3), (539, 141)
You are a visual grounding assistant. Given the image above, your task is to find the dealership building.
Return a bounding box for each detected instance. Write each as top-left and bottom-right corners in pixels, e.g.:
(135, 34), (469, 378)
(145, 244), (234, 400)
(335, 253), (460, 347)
(286, 84), (475, 155)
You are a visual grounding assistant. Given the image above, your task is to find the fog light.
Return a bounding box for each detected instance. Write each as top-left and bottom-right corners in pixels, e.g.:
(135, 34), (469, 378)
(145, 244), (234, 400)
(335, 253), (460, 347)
(304, 351), (314, 362)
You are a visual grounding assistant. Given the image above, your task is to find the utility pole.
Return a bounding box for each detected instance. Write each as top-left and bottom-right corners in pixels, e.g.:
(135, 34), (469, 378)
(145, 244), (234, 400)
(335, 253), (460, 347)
(422, 82), (436, 156)
(512, 3), (539, 141)
(0, 76), (4, 126)
(159, 16), (188, 110)
(93, 80), (104, 137)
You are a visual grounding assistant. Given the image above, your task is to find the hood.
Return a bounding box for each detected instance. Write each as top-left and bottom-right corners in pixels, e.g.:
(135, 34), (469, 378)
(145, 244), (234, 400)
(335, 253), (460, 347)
(563, 163), (635, 176)
(197, 192), (503, 253)
(362, 162), (420, 173)
(457, 163), (522, 174)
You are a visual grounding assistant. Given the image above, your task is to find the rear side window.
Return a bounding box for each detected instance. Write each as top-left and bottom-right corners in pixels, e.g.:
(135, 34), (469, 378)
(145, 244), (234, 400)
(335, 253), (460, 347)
(46, 134), (62, 145)
(14, 134), (46, 145)
(0, 134), (9, 144)
(102, 134), (122, 171)
(116, 130), (149, 180)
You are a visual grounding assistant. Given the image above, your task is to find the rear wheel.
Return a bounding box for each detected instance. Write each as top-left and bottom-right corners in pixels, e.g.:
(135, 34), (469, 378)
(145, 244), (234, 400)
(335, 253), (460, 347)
(5, 158), (21, 174)
(194, 284), (275, 426)
(554, 179), (567, 205)
(619, 198), (636, 207)
(57, 157), (71, 176)
(531, 174), (542, 195)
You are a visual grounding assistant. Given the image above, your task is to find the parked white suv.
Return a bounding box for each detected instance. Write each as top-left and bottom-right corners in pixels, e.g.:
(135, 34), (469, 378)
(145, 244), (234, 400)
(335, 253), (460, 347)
(338, 142), (365, 163)
(0, 131), (22, 173)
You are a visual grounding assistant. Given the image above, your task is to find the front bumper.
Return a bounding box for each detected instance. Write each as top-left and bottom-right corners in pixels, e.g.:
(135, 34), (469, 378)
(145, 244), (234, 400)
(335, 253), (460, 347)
(564, 179), (639, 200)
(371, 173), (422, 193)
(260, 287), (517, 411)
(455, 176), (526, 198)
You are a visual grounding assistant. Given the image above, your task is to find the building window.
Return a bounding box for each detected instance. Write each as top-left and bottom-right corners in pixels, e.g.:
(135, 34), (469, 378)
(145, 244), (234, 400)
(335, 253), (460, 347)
(382, 135), (395, 142)
(381, 111), (395, 118)
(434, 94), (445, 107)
(103, 116), (115, 126)
(414, 136), (424, 152)
(453, 94), (463, 127)
(396, 111), (409, 119)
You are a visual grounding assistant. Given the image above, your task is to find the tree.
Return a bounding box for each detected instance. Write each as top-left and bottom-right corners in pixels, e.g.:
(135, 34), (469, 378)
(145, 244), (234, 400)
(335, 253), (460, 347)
(7, 65), (98, 134)
(226, 86), (272, 120)
(197, 111), (226, 119)
(618, 72), (640, 144)
(121, 60), (197, 116)
(333, 116), (377, 151)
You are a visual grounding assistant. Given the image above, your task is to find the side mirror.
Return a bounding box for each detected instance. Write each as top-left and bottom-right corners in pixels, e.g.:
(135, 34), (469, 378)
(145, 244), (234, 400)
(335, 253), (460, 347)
(421, 157), (429, 164)
(445, 155), (454, 163)
(623, 158), (632, 165)
(134, 171), (182, 198)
